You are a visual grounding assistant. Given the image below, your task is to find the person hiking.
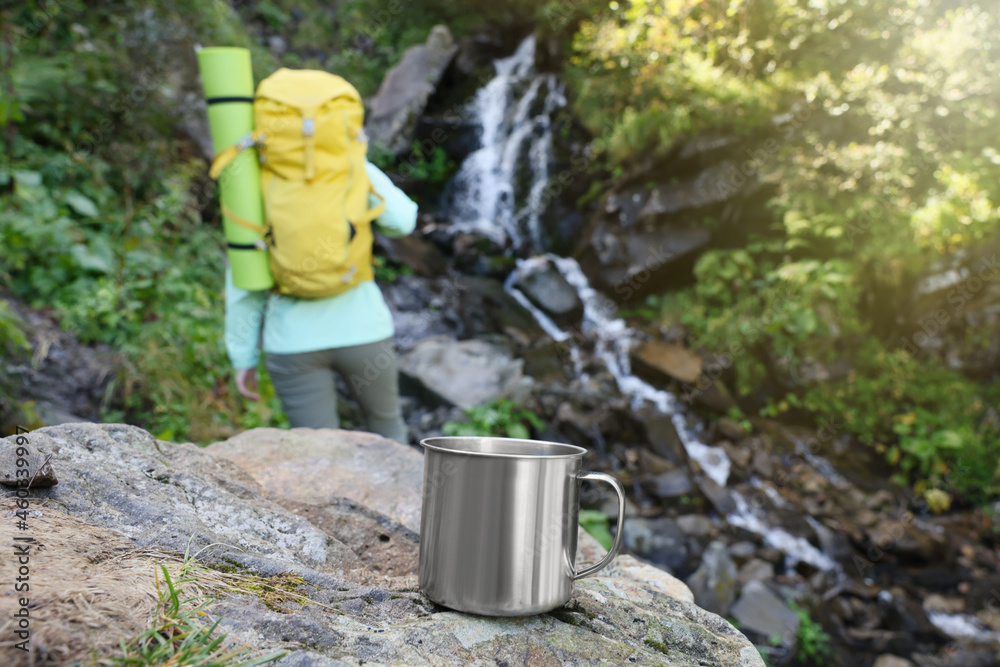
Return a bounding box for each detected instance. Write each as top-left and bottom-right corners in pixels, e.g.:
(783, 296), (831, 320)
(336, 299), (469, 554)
(224, 160), (415, 444)
(212, 69), (416, 444)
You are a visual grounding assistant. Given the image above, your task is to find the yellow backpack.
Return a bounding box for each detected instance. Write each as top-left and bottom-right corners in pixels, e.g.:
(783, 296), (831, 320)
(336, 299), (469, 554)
(210, 69), (384, 298)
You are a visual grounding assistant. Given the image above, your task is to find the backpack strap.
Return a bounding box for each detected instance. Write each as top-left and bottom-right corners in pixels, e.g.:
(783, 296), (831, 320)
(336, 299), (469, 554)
(221, 203), (270, 237)
(209, 131), (266, 180)
(354, 185), (386, 226)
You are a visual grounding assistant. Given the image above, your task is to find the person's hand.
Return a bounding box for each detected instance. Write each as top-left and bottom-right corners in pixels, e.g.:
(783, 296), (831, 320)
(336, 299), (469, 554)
(235, 367), (261, 401)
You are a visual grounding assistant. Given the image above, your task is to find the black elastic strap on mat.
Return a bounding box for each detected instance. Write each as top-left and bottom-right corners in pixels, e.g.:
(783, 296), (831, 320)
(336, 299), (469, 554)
(207, 96), (255, 105)
(226, 242), (261, 250)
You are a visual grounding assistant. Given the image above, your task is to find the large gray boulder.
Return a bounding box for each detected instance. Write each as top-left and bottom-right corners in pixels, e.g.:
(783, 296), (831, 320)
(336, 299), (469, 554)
(366, 25), (458, 155)
(399, 335), (533, 410)
(0, 424), (764, 666)
(207, 427), (424, 532)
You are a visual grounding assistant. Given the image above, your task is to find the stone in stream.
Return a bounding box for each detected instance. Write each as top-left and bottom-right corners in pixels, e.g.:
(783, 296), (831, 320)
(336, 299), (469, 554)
(0, 424), (767, 667)
(366, 25), (458, 155)
(631, 340), (704, 385)
(729, 579), (799, 639)
(696, 475), (737, 516)
(872, 656), (915, 667)
(685, 541), (739, 617)
(398, 335), (533, 411)
(510, 257), (584, 329)
(631, 404), (688, 465)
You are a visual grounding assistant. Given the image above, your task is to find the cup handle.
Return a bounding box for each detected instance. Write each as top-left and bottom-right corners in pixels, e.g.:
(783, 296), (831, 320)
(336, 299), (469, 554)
(574, 471), (626, 580)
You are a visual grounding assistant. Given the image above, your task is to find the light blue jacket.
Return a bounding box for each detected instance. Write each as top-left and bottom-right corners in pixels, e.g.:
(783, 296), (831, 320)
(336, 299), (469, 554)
(225, 162), (417, 369)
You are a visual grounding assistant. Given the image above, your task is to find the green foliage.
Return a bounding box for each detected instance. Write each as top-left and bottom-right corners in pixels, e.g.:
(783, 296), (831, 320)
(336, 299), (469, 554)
(0, 300), (28, 356)
(372, 255), (412, 284)
(578, 509), (614, 550)
(789, 602), (833, 666)
(797, 345), (1000, 503)
(660, 244), (860, 396)
(102, 552), (285, 667)
(400, 142), (456, 185)
(442, 398), (546, 440)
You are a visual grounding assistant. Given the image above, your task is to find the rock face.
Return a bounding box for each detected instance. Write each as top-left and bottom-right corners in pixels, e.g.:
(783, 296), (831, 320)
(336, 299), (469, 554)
(399, 335), (533, 410)
(366, 25), (458, 155)
(207, 428), (424, 532)
(576, 221), (711, 302)
(0, 423), (766, 667)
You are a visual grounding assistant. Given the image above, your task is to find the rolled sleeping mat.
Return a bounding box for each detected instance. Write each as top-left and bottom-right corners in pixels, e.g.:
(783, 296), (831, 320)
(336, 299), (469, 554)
(196, 46), (274, 291)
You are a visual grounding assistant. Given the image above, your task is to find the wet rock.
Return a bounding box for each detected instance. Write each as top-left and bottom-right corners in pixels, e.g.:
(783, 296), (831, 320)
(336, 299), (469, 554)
(751, 449), (774, 478)
(635, 448), (677, 475)
(367, 25), (458, 154)
(622, 517), (690, 574)
(685, 541), (738, 616)
(522, 340), (573, 384)
(717, 417), (748, 441)
(651, 468), (695, 499)
(738, 559), (774, 587)
(0, 433), (57, 487)
(638, 160), (750, 218)
(631, 405), (688, 465)
(576, 220), (711, 301)
(207, 428), (424, 532)
(456, 275), (545, 341)
(879, 588), (952, 645)
(690, 377), (738, 413)
(730, 580), (798, 639)
(375, 234), (447, 278)
(383, 275), (460, 350)
(399, 335), (533, 410)
(866, 520), (947, 563)
(510, 257), (584, 329)
(810, 519), (856, 564)
(696, 476), (737, 516)
(720, 440), (751, 469)
(873, 655), (915, 667)
(631, 340), (703, 385)
(677, 514), (715, 538)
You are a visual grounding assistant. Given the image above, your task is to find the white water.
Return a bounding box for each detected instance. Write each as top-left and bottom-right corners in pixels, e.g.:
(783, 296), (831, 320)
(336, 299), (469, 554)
(928, 612), (1000, 644)
(445, 36), (565, 249)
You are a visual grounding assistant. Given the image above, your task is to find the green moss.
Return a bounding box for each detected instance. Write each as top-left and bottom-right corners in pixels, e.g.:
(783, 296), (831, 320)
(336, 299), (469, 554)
(643, 638), (670, 655)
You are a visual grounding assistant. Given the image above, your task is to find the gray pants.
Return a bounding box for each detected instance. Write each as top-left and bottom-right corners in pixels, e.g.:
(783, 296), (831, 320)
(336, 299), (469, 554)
(265, 338), (408, 444)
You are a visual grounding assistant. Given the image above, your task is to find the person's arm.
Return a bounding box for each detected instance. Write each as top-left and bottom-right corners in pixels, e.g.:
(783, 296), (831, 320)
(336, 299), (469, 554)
(365, 161), (418, 238)
(225, 265), (267, 399)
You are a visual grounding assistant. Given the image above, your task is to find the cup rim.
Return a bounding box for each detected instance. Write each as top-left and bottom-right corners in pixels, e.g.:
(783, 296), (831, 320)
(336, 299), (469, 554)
(419, 436), (586, 460)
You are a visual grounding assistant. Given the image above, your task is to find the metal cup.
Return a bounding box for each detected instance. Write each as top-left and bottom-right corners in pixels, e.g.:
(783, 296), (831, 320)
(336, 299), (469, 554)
(418, 436), (626, 616)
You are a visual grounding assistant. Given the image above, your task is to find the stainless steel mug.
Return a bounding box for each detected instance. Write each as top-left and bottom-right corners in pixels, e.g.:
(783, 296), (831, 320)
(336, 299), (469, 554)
(418, 436), (626, 616)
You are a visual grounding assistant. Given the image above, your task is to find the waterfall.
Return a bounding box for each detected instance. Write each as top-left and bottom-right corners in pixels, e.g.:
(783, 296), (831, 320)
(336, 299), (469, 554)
(447, 34), (846, 575)
(445, 36), (565, 250)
